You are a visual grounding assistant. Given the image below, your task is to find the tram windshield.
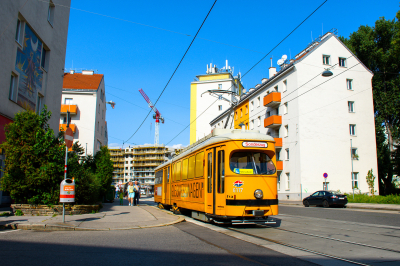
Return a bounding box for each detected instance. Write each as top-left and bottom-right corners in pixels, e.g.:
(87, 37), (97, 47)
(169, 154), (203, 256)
(230, 152), (276, 175)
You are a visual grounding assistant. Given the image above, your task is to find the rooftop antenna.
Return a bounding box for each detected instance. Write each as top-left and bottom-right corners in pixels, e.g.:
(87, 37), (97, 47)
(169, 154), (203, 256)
(270, 57), (273, 68)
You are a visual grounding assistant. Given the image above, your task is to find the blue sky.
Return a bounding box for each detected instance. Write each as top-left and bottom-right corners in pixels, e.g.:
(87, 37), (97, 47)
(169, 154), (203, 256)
(64, 0), (399, 148)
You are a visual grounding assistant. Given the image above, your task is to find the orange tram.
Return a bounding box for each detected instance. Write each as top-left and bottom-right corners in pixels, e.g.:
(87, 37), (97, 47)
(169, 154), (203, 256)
(154, 128), (278, 224)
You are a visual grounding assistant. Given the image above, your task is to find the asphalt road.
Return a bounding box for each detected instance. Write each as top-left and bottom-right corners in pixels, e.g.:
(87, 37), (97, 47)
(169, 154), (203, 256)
(278, 205), (400, 227)
(0, 222), (315, 266)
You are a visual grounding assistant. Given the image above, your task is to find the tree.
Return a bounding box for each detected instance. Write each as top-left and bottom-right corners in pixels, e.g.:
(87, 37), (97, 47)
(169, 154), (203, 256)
(340, 11), (400, 194)
(0, 106), (64, 204)
(94, 146), (113, 199)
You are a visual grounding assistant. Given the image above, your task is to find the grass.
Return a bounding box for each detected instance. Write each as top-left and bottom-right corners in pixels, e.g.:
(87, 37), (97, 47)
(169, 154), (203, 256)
(52, 213), (57, 217)
(0, 212), (11, 216)
(15, 210), (23, 216)
(346, 194), (400, 204)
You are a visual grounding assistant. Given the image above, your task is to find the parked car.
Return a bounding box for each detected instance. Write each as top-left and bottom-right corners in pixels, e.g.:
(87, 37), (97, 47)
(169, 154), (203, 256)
(303, 190), (347, 208)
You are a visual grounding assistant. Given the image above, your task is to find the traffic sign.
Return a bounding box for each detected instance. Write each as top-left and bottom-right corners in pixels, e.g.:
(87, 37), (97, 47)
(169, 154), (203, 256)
(65, 127), (73, 148)
(323, 173), (328, 178)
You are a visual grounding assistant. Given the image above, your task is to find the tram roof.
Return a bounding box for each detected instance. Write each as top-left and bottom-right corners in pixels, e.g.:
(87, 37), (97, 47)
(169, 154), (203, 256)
(156, 129), (274, 171)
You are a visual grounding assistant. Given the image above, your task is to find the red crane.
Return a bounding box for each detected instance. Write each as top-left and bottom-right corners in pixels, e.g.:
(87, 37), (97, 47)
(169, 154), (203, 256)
(139, 89), (164, 145)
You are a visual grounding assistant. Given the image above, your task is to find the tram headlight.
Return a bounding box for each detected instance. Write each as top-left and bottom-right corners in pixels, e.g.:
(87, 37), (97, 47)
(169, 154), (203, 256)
(254, 189), (263, 199)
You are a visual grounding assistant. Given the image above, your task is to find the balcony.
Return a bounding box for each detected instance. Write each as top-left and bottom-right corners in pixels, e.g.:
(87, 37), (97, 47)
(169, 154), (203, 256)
(60, 104), (78, 115)
(264, 115), (282, 128)
(276, 160), (283, 171)
(59, 124), (77, 133)
(274, 138), (282, 148)
(263, 92), (281, 108)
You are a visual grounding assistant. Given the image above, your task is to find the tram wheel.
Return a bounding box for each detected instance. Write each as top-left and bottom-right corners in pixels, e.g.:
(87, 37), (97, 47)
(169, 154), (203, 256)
(323, 200), (330, 208)
(303, 200), (310, 207)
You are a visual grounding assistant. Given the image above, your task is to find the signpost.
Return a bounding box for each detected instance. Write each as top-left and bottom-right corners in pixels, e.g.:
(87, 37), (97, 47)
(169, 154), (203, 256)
(323, 173), (328, 190)
(61, 111), (74, 223)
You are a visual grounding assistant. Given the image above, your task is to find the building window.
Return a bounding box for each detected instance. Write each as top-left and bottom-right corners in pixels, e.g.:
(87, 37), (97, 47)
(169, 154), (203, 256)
(36, 94), (43, 114)
(285, 148), (289, 160)
(284, 102), (288, 114)
(101, 126), (103, 136)
(235, 111), (237, 120)
(15, 19), (23, 44)
(257, 116), (261, 127)
(9, 74), (18, 102)
(218, 84), (222, 89)
(323, 55), (330, 65)
(277, 172), (281, 190)
(251, 101), (254, 111)
(339, 57), (346, 67)
(250, 120), (254, 130)
(266, 111), (270, 118)
(47, 1), (55, 26)
(347, 79), (353, 90)
(64, 98), (73, 104)
(352, 172), (359, 189)
(257, 96), (260, 107)
(286, 173), (290, 190)
(348, 101), (354, 112)
(218, 105), (222, 111)
(284, 125), (288, 137)
(240, 109), (242, 117)
(351, 148), (358, 160)
(350, 124), (356, 136)
(274, 85), (278, 92)
(275, 129), (279, 138)
(245, 105), (248, 114)
(283, 80), (287, 92)
(102, 110), (104, 119)
(98, 104), (100, 113)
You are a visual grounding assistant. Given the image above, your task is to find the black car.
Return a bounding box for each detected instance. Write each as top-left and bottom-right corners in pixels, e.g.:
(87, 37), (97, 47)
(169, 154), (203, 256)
(303, 190), (347, 208)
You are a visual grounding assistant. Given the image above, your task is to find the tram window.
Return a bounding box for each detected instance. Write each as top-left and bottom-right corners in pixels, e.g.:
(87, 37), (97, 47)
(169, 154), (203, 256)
(176, 161), (181, 181)
(188, 155), (195, 179)
(195, 152), (204, 178)
(172, 163), (176, 182)
(167, 166), (170, 182)
(217, 150), (225, 193)
(207, 153), (212, 193)
(155, 170), (163, 184)
(182, 159), (188, 180)
(230, 152), (276, 175)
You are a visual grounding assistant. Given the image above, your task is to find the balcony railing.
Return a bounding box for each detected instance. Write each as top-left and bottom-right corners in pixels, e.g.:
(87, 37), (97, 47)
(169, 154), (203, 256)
(132, 163), (161, 167)
(59, 124), (77, 133)
(274, 138), (282, 148)
(263, 92), (281, 108)
(264, 115), (282, 128)
(60, 104), (78, 115)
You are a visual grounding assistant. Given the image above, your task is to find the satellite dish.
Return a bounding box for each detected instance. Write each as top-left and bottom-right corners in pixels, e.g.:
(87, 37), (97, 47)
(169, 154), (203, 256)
(282, 54), (288, 60)
(277, 59), (284, 66)
(242, 88), (247, 94)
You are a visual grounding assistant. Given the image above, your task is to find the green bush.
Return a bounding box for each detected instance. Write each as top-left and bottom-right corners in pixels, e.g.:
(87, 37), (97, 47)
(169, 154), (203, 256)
(15, 210), (23, 216)
(346, 194), (400, 204)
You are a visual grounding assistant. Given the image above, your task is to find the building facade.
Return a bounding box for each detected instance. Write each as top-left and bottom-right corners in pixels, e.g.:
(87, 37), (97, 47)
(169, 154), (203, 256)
(189, 61), (243, 144)
(110, 145), (174, 191)
(60, 70), (108, 155)
(210, 31), (378, 199)
(0, 0), (70, 205)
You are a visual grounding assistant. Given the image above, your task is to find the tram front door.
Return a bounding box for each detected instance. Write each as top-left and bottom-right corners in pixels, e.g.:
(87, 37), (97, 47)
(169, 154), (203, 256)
(215, 146), (226, 216)
(205, 149), (214, 214)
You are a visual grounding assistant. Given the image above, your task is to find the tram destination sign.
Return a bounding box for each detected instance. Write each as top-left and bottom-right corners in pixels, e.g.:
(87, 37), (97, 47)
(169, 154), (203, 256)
(242, 141), (268, 148)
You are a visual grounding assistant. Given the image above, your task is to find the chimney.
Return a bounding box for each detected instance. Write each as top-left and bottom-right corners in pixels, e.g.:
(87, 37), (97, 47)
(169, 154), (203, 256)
(269, 67), (276, 78)
(82, 70), (94, 75)
(262, 78), (268, 83)
(69, 70), (75, 74)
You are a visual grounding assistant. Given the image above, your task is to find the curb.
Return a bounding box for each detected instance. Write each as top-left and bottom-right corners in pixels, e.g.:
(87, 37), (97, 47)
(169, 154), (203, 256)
(279, 202), (400, 212)
(0, 216), (185, 231)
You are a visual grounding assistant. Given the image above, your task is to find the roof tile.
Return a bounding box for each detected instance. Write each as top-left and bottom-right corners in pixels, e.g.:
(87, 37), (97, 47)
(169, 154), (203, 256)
(63, 73), (103, 90)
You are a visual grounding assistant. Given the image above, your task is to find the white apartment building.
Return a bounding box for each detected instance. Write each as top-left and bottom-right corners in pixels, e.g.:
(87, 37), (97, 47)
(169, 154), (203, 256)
(0, 0), (70, 206)
(189, 61), (243, 144)
(60, 70), (108, 155)
(210, 30), (378, 199)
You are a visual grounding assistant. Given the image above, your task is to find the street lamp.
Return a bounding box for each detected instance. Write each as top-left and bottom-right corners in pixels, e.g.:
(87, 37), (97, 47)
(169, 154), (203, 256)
(322, 69), (333, 77)
(106, 101), (116, 109)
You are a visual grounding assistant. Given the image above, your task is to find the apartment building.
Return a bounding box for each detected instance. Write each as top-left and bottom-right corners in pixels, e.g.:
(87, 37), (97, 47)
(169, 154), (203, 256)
(189, 60), (243, 144)
(110, 145), (173, 191)
(60, 70), (108, 155)
(0, 0), (70, 206)
(210, 30), (378, 199)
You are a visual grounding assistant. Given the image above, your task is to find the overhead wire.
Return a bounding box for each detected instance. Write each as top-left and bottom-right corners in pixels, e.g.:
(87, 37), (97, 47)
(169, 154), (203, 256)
(124, 0), (218, 143)
(164, 0), (328, 145)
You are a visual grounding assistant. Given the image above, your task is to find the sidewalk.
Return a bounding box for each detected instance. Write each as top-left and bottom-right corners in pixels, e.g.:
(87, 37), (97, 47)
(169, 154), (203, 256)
(0, 197), (184, 231)
(279, 200), (400, 211)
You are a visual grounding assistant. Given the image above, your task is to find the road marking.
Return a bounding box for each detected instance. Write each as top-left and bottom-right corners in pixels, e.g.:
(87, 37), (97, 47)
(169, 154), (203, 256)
(0, 229), (21, 234)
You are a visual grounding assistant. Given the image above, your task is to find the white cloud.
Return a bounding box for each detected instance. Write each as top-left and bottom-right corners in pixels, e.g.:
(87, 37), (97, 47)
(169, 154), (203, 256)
(108, 143), (122, 149)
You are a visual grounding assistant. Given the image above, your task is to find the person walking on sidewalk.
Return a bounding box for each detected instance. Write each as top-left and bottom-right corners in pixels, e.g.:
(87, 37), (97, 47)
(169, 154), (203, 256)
(127, 181), (135, 206)
(119, 190), (124, 205)
(133, 181), (140, 206)
(115, 185), (120, 199)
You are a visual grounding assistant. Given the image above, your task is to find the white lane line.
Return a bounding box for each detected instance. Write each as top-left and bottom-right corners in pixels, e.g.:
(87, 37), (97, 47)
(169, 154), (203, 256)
(0, 229), (21, 234)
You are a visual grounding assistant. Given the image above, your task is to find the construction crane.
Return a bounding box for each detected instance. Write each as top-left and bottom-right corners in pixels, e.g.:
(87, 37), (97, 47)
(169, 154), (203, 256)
(139, 89), (164, 145)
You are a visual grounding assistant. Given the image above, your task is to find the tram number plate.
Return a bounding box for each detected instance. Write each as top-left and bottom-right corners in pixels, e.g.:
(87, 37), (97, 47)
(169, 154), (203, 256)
(233, 188), (243, 193)
(339, 197), (344, 199)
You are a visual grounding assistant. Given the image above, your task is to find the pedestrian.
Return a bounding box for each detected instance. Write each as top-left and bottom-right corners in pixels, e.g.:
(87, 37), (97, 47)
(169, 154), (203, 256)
(115, 185), (120, 199)
(133, 181), (140, 206)
(119, 190), (124, 205)
(127, 181), (135, 206)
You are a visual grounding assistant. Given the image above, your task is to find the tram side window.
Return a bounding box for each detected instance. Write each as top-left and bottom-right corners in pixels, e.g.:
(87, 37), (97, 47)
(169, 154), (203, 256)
(217, 150), (225, 193)
(207, 152), (212, 193)
(155, 170), (163, 185)
(176, 161), (181, 181)
(195, 152), (204, 178)
(182, 159), (188, 180)
(188, 155), (195, 179)
(167, 166), (170, 182)
(172, 163), (176, 182)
